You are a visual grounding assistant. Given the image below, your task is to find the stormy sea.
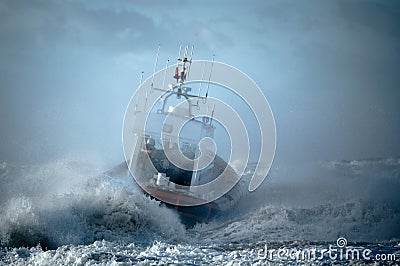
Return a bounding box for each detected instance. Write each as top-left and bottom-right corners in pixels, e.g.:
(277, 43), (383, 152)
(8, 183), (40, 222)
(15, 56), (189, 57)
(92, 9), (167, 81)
(0, 157), (399, 265)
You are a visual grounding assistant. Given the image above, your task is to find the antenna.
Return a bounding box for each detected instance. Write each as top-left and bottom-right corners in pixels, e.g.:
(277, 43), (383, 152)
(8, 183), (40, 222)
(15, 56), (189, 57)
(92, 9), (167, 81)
(139, 71), (144, 85)
(205, 54), (215, 99)
(197, 61), (206, 106)
(151, 44), (160, 90)
(177, 45), (182, 61)
(136, 71), (144, 112)
(162, 59), (169, 90)
(189, 45), (194, 61)
(184, 45), (189, 58)
(186, 45), (194, 80)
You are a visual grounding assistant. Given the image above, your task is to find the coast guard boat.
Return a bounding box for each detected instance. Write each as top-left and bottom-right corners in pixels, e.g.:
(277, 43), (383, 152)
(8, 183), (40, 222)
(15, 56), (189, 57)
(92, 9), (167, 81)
(121, 46), (243, 226)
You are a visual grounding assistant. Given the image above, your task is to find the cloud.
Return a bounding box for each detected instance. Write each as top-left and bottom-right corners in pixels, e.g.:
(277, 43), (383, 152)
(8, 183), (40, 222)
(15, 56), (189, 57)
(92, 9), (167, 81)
(0, 0), (162, 53)
(0, 0), (399, 165)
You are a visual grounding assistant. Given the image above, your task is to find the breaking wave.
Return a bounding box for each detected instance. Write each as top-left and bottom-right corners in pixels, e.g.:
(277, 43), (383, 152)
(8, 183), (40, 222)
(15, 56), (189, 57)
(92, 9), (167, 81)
(0, 158), (185, 250)
(0, 156), (399, 265)
(193, 156), (400, 243)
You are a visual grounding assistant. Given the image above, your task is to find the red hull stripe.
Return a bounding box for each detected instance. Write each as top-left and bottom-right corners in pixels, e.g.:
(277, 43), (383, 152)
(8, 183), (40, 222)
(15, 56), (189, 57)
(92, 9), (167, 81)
(145, 187), (220, 210)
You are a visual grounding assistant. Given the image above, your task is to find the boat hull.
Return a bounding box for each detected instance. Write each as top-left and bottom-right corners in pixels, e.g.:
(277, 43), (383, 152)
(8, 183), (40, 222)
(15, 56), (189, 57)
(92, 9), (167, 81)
(104, 160), (243, 227)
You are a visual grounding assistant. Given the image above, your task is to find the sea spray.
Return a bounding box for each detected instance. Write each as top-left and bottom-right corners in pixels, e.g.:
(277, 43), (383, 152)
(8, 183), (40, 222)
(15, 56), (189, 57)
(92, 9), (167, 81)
(0, 158), (186, 249)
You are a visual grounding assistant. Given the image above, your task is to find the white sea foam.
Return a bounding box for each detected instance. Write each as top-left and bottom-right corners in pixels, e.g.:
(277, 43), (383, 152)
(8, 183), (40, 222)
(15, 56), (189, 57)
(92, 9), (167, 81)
(0, 158), (186, 250)
(0, 156), (399, 265)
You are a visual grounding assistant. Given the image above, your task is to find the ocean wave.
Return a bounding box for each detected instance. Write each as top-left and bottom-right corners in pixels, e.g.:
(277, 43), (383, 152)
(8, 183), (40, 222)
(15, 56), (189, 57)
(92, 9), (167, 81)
(0, 159), (186, 250)
(1, 157), (400, 264)
(322, 157), (400, 179)
(1, 156), (399, 251)
(193, 201), (400, 244)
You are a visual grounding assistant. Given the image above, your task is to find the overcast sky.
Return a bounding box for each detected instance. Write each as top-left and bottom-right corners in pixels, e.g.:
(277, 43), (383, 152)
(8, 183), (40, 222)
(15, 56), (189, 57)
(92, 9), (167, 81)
(0, 0), (399, 168)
